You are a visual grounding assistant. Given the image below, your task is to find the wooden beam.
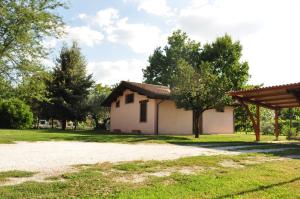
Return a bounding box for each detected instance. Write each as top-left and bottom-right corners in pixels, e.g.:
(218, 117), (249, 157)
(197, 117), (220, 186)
(287, 89), (300, 104)
(269, 100), (299, 105)
(274, 109), (280, 140)
(255, 105), (260, 141)
(257, 96), (295, 102)
(278, 104), (300, 108)
(238, 99), (260, 141)
(233, 96), (277, 110)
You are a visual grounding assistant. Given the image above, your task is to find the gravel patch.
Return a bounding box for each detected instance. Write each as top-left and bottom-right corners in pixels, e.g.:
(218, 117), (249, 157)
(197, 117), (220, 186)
(0, 141), (240, 174)
(0, 141), (296, 185)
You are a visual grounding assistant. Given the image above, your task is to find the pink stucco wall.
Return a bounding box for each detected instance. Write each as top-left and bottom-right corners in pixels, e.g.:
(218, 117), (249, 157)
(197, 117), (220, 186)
(158, 100), (193, 135)
(109, 91), (234, 135)
(110, 89), (156, 134)
(202, 106), (234, 134)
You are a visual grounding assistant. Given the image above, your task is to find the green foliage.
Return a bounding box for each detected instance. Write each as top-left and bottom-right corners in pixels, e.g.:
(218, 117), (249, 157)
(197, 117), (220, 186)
(0, 77), (13, 99)
(172, 60), (228, 111)
(0, 0), (65, 82)
(16, 69), (51, 120)
(143, 30), (201, 86)
(87, 84), (111, 129)
(0, 98), (33, 129)
(201, 34), (249, 90)
(47, 42), (94, 129)
(166, 31), (249, 137)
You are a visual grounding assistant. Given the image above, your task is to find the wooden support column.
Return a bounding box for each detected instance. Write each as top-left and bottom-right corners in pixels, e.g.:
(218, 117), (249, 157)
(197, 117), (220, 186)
(255, 105), (260, 142)
(238, 99), (261, 141)
(274, 109), (280, 140)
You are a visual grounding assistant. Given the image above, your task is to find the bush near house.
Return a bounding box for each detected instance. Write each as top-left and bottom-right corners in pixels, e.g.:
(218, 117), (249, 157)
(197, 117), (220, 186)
(0, 98), (33, 129)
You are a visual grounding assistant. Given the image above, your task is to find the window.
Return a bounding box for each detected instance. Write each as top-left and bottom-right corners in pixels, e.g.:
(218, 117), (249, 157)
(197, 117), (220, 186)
(125, 93), (134, 104)
(140, 100), (148, 122)
(216, 106), (225, 112)
(116, 100), (120, 108)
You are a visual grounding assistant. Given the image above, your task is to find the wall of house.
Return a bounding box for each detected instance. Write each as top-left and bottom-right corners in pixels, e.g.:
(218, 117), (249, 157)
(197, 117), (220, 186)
(157, 101), (234, 135)
(110, 91), (234, 135)
(202, 106), (234, 134)
(158, 100), (193, 135)
(110, 89), (156, 134)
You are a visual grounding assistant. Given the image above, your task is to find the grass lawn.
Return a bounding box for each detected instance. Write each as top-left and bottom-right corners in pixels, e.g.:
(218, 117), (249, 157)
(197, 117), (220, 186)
(0, 152), (299, 198)
(0, 129), (299, 198)
(0, 129), (289, 145)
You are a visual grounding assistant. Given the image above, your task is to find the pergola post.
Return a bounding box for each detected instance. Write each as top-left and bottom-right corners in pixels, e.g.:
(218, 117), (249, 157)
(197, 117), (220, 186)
(274, 109), (280, 140)
(238, 99), (261, 141)
(255, 105), (260, 142)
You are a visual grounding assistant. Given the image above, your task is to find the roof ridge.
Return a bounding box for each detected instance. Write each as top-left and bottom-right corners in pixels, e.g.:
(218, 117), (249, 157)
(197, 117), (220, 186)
(122, 80), (170, 89)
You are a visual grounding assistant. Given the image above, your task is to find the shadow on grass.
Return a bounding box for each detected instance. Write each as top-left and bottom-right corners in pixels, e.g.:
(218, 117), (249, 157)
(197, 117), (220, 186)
(215, 176), (300, 199)
(9, 129), (300, 159)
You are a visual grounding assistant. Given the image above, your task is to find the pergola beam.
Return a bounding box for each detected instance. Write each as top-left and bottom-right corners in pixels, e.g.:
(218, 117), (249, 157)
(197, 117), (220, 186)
(230, 82), (300, 142)
(233, 96), (277, 110)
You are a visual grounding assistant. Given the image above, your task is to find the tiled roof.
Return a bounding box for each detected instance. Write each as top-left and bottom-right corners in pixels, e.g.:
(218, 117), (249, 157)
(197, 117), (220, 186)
(101, 81), (170, 106)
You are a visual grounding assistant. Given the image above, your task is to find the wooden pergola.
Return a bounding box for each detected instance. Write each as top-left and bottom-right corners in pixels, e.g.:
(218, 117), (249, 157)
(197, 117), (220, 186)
(229, 82), (300, 141)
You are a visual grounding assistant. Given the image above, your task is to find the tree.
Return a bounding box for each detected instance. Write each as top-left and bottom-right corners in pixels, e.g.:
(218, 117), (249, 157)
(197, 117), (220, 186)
(171, 60), (229, 138)
(201, 34), (249, 90)
(169, 32), (249, 138)
(47, 42), (94, 130)
(87, 84), (111, 129)
(0, 98), (33, 129)
(16, 69), (51, 125)
(0, 77), (13, 100)
(0, 0), (65, 82)
(143, 30), (201, 86)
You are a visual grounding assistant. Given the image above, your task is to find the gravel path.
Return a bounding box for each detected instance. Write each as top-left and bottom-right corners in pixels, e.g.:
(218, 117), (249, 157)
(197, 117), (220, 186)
(0, 141), (294, 175)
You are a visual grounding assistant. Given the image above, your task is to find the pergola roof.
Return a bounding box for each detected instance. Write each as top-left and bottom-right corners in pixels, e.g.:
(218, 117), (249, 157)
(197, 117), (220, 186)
(229, 82), (300, 110)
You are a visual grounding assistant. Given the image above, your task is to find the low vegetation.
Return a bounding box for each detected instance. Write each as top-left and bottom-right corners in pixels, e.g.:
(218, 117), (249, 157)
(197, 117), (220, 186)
(0, 171), (35, 182)
(0, 151), (299, 198)
(0, 129), (289, 144)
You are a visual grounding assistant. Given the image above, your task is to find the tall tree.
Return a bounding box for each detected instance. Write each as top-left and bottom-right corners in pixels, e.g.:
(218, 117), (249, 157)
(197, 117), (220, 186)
(48, 42), (94, 130)
(16, 68), (51, 125)
(0, 0), (65, 82)
(168, 32), (249, 138)
(87, 84), (111, 129)
(143, 30), (201, 86)
(201, 34), (249, 90)
(171, 60), (229, 138)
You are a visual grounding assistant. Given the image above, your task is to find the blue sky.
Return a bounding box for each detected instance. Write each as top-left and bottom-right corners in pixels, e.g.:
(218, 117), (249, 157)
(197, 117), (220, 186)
(45, 0), (300, 86)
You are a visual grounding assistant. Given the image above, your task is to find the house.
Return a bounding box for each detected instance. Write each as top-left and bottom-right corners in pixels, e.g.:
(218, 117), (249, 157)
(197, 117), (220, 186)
(101, 81), (234, 135)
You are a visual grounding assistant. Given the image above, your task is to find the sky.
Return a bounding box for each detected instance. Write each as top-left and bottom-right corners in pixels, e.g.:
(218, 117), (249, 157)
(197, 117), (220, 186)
(44, 0), (300, 86)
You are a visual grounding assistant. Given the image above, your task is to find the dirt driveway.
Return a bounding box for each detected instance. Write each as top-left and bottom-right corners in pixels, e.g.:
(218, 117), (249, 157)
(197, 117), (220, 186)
(0, 141), (295, 184)
(0, 141), (241, 173)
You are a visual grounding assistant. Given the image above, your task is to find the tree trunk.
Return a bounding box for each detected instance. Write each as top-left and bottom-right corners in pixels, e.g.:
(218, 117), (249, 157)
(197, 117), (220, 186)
(62, 119), (67, 130)
(37, 117), (40, 129)
(51, 118), (54, 129)
(74, 121), (77, 131)
(193, 110), (203, 138)
(92, 115), (99, 129)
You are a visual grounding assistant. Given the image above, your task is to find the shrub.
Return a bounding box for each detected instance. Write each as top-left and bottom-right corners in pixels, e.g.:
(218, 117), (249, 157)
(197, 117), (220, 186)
(0, 98), (33, 129)
(261, 122), (274, 135)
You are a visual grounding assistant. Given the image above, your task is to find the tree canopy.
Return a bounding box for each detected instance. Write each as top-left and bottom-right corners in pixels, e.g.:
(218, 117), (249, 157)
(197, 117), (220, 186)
(47, 42), (94, 130)
(87, 84), (111, 129)
(158, 31), (250, 137)
(143, 30), (201, 87)
(0, 0), (65, 82)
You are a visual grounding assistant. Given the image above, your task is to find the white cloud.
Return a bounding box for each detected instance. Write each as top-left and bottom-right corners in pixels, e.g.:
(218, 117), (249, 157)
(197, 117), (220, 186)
(93, 8), (119, 28)
(86, 8), (165, 54)
(125, 0), (174, 17)
(88, 59), (146, 85)
(64, 26), (104, 47)
(175, 0), (300, 86)
(78, 13), (88, 19)
(107, 18), (164, 54)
